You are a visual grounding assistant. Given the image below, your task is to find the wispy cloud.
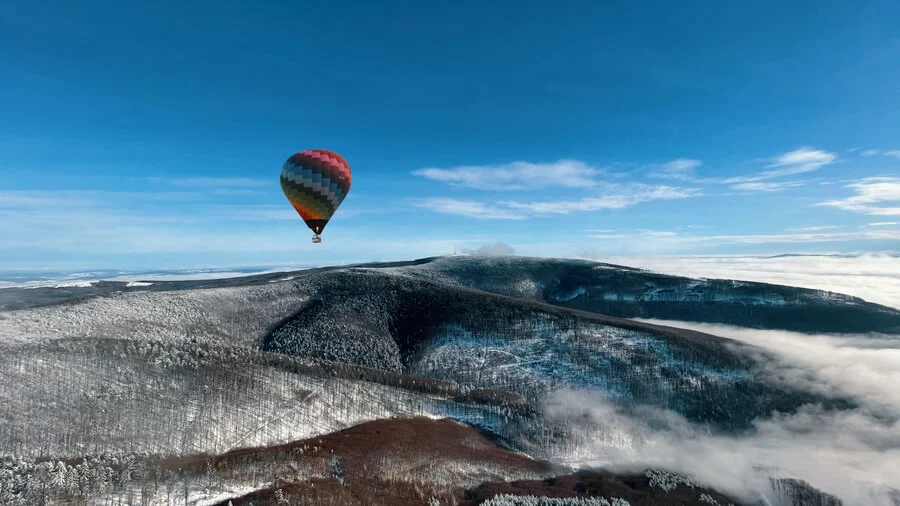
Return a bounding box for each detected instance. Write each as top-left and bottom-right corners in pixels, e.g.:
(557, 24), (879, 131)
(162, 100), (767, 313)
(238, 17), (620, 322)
(818, 177), (900, 216)
(207, 205), (298, 221)
(861, 149), (881, 156)
(786, 225), (843, 232)
(0, 190), (202, 208)
(646, 158), (702, 180)
(868, 222), (898, 227)
(724, 147), (836, 183)
(464, 241), (516, 256)
(0, 196), (489, 264)
(730, 181), (805, 192)
(412, 160), (600, 190)
(415, 198), (526, 220)
(639, 230), (678, 237)
(418, 184), (701, 219)
(147, 177), (271, 188)
(884, 150), (900, 160)
(586, 229), (899, 246)
(0, 190), (103, 208)
(501, 185), (700, 214)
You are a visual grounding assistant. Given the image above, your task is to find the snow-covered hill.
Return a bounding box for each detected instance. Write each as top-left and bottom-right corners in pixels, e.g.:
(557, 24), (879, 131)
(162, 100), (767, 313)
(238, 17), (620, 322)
(1, 255), (897, 505)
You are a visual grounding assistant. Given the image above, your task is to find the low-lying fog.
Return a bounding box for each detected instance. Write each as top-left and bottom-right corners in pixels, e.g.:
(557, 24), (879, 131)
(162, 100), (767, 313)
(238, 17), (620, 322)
(547, 319), (900, 505)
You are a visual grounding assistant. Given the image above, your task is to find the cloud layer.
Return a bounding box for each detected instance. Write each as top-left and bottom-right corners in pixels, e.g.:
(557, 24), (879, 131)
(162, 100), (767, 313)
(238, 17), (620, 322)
(581, 229), (900, 252)
(546, 320), (900, 505)
(578, 253), (900, 309)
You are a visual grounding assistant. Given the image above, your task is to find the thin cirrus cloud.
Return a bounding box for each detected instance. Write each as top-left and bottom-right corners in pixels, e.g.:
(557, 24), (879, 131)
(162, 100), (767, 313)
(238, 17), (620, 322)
(412, 159), (601, 190)
(724, 147), (836, 185)
(0, 190), (103, 208)
(417, 185), (701, 219)
(586, 229), (900, 245)
(0, 189), (203, 208)
(860, 149), (900, 159)
(646, 158), (702, 180)
(818, 177), (900, 216)
(413, 198), (526, 220)
(785, 225), (843, 232)
(146, 176), (272, 188)
(730, 181), (806, 192)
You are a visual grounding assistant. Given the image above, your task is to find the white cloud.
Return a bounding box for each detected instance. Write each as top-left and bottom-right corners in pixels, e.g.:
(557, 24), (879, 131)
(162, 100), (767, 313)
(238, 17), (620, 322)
(0, 189), (460, 261)
(724, 147), (836, 183)
(415, 198), (526, 220)
(785, 225), (843, 232)
(210, 205), (299, 221)
(147, 177), (271, 188)
(773, 147), (836, 169)
(503, 187), (700, 214)
(647, 158), (702, 180)
(639, 230), (678, 237)
(465, 241), (516, 256)
(548, 389), (900, 506)
(0, 190), (205, 209)
(664, 158), (702, 172)
(861, 149), (881, 156)
(418, 184), (701, 219)
(884, 150), (900, 159)
(868, 222), (898, 227)
(557, 319), (900, 505)
(730, 181), (805, 192)
(0, 191), (102, 208)
(818, 177), (900, 216)
(586, 229), (899, 246)
(0, 197), (490, 264)
(637, 320), (900, 410)
(412, 159), (601, 190)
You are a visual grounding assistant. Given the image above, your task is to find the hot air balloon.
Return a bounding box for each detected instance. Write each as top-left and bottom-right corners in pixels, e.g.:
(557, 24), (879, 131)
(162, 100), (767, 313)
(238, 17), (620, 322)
(280, 149), (352, 243)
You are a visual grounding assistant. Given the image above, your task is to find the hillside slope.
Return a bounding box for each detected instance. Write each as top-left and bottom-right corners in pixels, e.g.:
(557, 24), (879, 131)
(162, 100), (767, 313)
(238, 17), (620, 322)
(1, 255), (895, 505)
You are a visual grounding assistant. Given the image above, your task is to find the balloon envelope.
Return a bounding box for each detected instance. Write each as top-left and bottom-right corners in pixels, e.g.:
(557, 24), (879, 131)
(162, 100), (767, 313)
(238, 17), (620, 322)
(280, 149), (352, 236)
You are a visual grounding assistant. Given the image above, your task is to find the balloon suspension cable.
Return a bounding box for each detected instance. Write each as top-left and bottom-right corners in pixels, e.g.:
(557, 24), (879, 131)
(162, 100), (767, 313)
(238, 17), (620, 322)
(312, 234), (322, 244)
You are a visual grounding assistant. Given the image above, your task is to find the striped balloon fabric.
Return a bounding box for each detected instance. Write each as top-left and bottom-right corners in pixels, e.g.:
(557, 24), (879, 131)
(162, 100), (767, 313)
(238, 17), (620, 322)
(280, 149), (352, 240)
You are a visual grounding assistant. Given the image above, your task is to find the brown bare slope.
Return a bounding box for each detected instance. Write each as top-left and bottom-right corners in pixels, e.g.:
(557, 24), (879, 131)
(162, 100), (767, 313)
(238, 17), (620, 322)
(182, 416), (554, 506)
(208, 417), (745, 506)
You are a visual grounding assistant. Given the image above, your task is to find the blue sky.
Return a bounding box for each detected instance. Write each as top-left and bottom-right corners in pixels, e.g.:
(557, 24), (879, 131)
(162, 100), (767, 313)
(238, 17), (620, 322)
(1, 0), (899, 271)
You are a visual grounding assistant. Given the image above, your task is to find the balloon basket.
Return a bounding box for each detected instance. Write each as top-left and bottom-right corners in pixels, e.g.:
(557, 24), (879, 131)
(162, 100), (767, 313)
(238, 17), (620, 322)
(312, 235), (322, 244)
